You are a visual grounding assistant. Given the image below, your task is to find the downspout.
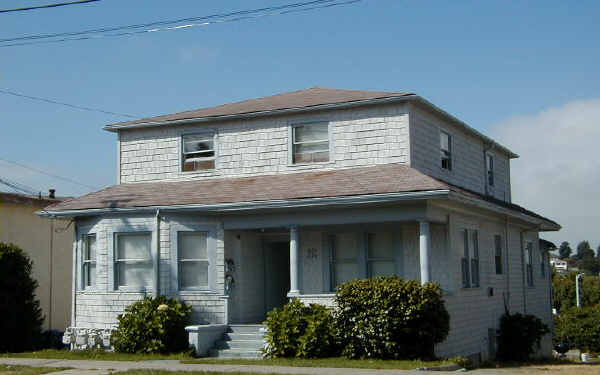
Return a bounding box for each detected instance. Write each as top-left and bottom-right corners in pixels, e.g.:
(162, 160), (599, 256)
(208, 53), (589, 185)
(71, 221), (78, 329)
(49, 217), (55, 330)
(155, 209), (161, 297)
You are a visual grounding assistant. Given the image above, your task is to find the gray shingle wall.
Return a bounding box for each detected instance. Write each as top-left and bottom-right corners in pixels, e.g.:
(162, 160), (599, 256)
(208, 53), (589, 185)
(118, 104), (409, 183)
(409, 106), (512, 202)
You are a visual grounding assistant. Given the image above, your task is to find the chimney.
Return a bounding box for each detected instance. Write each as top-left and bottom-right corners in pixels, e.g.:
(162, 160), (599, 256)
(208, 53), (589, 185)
(49, 189), (56, 199)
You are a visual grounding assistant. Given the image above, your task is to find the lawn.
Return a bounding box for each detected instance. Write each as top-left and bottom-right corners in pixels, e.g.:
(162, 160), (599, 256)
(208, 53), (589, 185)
(182, 357), (458, 370)
(0, 365), (69, 375)
(0, 349), (194, 362)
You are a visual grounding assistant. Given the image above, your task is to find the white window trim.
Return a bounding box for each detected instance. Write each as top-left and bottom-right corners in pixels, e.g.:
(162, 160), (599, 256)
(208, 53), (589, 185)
(180, 131), (218, 174)
(461, 228), (480, 289)
(77, 225), (99, 292)
(494, 234), (503, 275)
(108, 225), (158, 293)
(327, 231), (402, 292)
(525, 241), (534, 287)
(170, 224), (217, 293)
(440, 129), (453, 172)
(288, 119), (334, 166)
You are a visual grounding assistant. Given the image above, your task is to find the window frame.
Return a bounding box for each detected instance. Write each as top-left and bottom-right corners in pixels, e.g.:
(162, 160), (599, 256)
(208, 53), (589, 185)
(494, 234), (503, 275)
(180, 132), (218, 173)
(108, 225), (157, 292)
(288, 120), (332, 165)
(77, 226), (98, 291)
(525, 242), (534, 287)
(540, 251), (546, 279)
(487, 154), (495, 187)
(81, 233), (97, 290)
(461, 228), (480, 288)
(366, 232), (397, 278)
(170, 224), (217, 293)
(440, 130), (453, 171)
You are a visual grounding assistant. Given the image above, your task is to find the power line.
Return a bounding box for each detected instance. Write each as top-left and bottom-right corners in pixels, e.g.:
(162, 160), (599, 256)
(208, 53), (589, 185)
(0, 0), (100, 14)
(0, 0), (362, 48)
(0, 157), (100, 191)
(0, 88), (139, 118)
(0, 176), (40, 196)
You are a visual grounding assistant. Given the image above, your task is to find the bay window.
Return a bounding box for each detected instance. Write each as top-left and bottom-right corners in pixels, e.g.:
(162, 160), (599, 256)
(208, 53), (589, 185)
(114, 232), (153, 290)
(81, 233), (97, 289)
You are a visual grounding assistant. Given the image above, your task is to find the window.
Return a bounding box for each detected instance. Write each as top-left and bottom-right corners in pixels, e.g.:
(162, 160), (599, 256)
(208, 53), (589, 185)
(292, 122), (329, 164)
(440, 131), (452, 170)
(525, 242), (534, 287)
(494, 235), (503, 275)
(114, 232), (153, 289)
(182, 134), (215, 172)
(461, 229), (480, 288)
(82, 234), (97, 289)
(177, 232), (210, 290)
(367, 232), (396, 277)
(540, 251), (546, 278)
(330, 233), (360, 288)
(487, 154), (494, 187)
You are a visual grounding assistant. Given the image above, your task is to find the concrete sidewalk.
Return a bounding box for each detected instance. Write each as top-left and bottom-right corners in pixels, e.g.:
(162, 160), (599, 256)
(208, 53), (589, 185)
(0, 357), (459, 375)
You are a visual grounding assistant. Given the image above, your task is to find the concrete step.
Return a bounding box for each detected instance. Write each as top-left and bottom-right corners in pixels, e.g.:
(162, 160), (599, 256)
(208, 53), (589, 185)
(227, 324), (265, 334)
(215, 339), (265, 350)
(209, 348), (263, 359)
(223, 332), (265, 341)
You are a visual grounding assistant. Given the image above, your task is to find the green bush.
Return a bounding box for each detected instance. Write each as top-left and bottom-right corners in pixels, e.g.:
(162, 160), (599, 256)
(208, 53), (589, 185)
(0, 242), (44, 352)
(334, 277), (449, 359)
(554, 305), (600, 352)
(112, 296), (192, 353)
(497, 312), (549, 361)
(264, 299), (338, 358)
(552, 272), (600, 312)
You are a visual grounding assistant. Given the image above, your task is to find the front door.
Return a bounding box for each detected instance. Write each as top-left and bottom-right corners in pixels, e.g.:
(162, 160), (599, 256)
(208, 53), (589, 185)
(264, 241), (290, 315)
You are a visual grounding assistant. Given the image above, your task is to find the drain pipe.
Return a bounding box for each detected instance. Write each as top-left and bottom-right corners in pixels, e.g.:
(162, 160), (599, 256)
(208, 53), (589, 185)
(154, 209), (161, 297)
(71, 221), (78, 329)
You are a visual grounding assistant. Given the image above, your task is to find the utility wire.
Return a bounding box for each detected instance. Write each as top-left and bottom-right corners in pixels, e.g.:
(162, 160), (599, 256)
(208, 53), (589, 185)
(0, 88), (139, 118)
(0, 0), (100, 14)
(0, 0), (362, 47)
(0, 157), (101, 190)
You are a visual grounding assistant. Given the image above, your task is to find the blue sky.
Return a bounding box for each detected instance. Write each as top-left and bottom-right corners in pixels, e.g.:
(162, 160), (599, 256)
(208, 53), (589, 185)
(1, 0), (599, 248)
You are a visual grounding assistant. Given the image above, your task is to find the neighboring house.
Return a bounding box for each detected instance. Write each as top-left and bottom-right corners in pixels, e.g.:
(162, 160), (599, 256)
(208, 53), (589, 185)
(0, 191), (74, 331)
(550, 257), (568, 273)
(40, 87), (560, 360)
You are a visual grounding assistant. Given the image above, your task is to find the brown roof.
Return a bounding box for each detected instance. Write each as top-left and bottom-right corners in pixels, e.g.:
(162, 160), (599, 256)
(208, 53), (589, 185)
(0, 192), (62, 206)
(106, 87), (414, 129)
(42, 164), (559, 229)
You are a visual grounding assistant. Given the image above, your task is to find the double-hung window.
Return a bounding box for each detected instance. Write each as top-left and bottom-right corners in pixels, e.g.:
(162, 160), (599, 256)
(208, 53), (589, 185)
(82, 234), (97, 289)
(330, 233), (360, 288)
(177, 232), (210, 290)
(461, 229), (480, 288)
(182, 134), (216, 172)
(440, 131), (452, 170)
(367, 232), (396, 277)
(114, 232), (153, 289)
(525, 242), (534, 286)
(494, 234), (503, 275)
(487, 154), (495, 187)
(540, 251), (546, 279)
(292, 122), (329, 164)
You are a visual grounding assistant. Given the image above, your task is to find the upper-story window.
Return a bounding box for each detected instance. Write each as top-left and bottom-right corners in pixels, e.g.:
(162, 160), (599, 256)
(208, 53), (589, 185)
(487, 154), (495, 187)
(182, 134), (216, 172)
(291, 121), (329, 164)
(440, 131), (452, 170)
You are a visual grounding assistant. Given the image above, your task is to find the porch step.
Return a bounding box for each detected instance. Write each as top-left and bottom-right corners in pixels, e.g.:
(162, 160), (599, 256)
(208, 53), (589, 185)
(209, 324), (266, 360)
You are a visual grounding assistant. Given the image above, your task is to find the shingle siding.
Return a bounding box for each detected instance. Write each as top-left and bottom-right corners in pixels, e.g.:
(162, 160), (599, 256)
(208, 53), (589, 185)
(119, 104), (409, 183)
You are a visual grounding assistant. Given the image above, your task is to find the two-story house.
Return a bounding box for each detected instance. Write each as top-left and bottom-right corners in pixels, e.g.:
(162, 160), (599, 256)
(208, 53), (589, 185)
(41, 87), (559, 360)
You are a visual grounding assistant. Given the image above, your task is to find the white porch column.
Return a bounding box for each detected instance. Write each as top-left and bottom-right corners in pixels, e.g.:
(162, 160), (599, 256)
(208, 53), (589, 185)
(419, 221), (431, 285)
(288, 225), (300, 296)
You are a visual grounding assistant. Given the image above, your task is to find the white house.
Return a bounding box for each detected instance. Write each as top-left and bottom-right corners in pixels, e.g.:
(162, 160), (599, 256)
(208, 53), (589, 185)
(41, 87), (559, 360)
(550, 257), (568, 273)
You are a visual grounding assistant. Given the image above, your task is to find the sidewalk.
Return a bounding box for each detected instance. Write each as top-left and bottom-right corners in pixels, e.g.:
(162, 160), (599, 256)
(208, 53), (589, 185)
(0, 357), (454, 375)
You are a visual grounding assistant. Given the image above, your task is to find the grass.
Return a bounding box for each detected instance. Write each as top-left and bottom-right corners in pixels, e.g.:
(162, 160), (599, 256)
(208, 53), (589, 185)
(183, 357), (457, 370)
(0, 365), (69, 374)
(114, 372), (286, 375)
(0, 349), (195, 362)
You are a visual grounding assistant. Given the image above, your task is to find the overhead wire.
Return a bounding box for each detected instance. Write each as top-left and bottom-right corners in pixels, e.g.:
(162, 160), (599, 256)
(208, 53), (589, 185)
(0, 0), (100, 14)
(0, 0), (362, 48)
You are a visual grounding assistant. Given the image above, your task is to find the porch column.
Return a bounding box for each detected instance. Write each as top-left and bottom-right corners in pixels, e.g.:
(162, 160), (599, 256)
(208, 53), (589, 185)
(288, 225), (300, 296)
(419, 221), (431, 285)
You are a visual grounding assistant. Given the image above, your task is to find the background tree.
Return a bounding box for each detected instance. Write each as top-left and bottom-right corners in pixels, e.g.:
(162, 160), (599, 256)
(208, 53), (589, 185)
(0, 243), (44, 352)
(559, 241), (572, 259)
(582, 257), (600, 276)
(553, 272), (600, 311)
(576, 241), (595, 260)
(597, 245), (600, 258)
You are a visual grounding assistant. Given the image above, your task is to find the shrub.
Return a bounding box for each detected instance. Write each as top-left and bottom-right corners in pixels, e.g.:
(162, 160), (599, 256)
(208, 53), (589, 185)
(554, 305), (600, 353)
(0, 242), (44, 352)
(112, 296), (192, 353)
(334, 277), (449, 359)
(552, 272), (600, 312)
(264, 299), (338, 358)
(497, 312), (549, 361)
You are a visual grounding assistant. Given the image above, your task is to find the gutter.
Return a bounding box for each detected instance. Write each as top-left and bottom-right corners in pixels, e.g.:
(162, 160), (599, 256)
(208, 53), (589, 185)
(37, 190), (450, 218)
(103, 95), (518, 159)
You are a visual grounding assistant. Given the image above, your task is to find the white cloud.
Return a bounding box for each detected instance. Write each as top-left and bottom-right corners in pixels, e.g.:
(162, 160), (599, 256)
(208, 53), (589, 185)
(490, 99), (600, 251)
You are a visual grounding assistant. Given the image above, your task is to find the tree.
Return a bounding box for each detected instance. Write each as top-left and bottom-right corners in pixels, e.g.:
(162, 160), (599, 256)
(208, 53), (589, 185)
(559, 242), (572, 259)
(576, 241), (595, 260)
(0, 243), (44, 352)
(597, 245), (600, 258)
(582, 257), (600, 276)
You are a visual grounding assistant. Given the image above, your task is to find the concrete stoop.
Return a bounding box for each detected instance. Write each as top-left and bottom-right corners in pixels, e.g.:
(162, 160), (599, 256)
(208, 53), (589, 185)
(208, 324), (265, 359)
